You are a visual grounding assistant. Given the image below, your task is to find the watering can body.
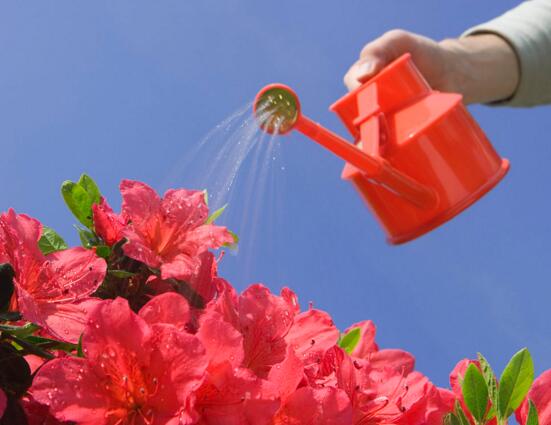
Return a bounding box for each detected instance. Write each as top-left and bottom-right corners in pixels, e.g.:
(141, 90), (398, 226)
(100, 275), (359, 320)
(331, 53), (509, 244)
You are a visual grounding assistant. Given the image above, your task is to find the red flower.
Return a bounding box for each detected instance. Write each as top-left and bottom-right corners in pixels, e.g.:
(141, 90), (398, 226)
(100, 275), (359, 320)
(119, 180), (234, 280)
(516, 369), (551, 425)
(31, 297), (208, 424)
(92, 197), (127, 246)
(0, 209), (106, 342)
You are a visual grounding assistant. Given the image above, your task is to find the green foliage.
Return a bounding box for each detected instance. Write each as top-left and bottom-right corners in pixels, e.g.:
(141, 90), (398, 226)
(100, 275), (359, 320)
(462, 363), (489, 423)
(497, 348), (534, 419)
(38, 226), (68, 255)
(455, 349), (535, 425)
(477, 352), (498, 420)
(526, 400), (539, 425)
(206, 204), (227, 224)
(61, 173), (101, 229)
(338, 327), (361, 354)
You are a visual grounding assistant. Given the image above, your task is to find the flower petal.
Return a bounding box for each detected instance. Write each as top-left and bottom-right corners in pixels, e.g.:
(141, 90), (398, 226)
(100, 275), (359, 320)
(139, 292), (191, 331)
(197, 311), (244, 368)
(345, 320), (379, 358)
(31, 357), (110, 424)
(516, 369), (551, 425)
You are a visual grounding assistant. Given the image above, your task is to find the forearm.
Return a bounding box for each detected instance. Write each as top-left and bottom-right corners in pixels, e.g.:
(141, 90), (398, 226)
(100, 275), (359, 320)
(439, 34), (520, 105)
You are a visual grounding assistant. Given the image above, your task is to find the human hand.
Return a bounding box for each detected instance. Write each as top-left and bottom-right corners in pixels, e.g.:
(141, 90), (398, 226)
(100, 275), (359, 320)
(344, 29), (519, 104)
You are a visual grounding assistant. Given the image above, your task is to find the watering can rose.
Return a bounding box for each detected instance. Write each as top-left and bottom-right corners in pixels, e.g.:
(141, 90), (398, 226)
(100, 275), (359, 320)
(0, 175), (547, 424)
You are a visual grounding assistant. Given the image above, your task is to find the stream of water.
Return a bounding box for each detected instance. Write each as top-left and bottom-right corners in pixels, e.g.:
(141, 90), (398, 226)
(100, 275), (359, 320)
(160, 103), (288, 286)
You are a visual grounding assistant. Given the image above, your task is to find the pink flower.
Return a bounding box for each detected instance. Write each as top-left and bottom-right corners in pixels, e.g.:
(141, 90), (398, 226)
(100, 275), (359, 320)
(119, 180), (234, 281)
(92, 197), (127, 246)
(516, 369), (551, 425)
(344, 320), (415, 374)
(209, 284), (298, 377)
(31, 297), (208, 425)
(21, 395), (68, 425)
(143, 292), (280, 424)
(0, 209), (106, 342)
(273, 387), (353, 425)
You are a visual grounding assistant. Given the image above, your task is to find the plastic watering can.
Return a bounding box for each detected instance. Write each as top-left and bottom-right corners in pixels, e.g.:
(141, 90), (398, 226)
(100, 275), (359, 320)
(253, 53), (509, 244)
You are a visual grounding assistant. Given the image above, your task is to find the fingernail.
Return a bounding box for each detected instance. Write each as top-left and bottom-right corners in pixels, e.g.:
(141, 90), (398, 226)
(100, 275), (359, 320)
(358, 60), (375, 76)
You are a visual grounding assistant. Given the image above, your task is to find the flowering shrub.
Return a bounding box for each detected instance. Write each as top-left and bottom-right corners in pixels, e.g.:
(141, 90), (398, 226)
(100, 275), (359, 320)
(0, 174), (549, 424)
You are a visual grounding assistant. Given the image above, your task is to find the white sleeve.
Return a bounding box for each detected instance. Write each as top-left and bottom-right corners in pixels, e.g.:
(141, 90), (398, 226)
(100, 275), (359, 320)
(462, 0), (551, 107)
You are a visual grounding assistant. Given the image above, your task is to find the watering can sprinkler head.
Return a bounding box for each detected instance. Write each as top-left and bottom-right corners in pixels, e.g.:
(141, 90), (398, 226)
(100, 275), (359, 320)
(254, 84), (300, 135)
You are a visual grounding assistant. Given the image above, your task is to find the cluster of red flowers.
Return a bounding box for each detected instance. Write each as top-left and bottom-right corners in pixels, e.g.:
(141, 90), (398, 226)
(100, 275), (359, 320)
(0, 176), (549, 424)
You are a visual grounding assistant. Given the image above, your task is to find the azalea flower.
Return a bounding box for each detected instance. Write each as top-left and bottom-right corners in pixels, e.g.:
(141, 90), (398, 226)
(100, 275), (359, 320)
(119, 180), (234, 281)
(92, 197), (127, 246)
(31, 297), (208, 425)
(516, 369), (551, 425)
(0, 209), (106, 342)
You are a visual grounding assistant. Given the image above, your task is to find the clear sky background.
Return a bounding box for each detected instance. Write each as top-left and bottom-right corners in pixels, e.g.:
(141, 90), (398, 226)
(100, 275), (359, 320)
(1, 0), (550, 393)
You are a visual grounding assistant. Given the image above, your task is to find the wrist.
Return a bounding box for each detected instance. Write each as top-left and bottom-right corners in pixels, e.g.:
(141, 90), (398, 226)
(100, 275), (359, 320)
(438, 34), (520, 104)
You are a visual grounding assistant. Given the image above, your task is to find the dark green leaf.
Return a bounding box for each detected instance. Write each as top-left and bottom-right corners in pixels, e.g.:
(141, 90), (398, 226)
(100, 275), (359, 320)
(477, 352), (498, 420)
(443, 413), (461, 425)
(61, 174), (101, 229)
(108, 270), (136, 279)
(23, 335), (77, 352)
(498, 348), (534, 419)
(38, 226), (68, 255)
(0, 312), (21, 322)
(77, 334), (84, 358)
(206, 204), (227, 224)
(0, 323), (40, 337)
(454, 401), (471, 425)
(526, 400), (539, 425)
(338, 327), (361, 354)
(462, 363), (489, 423)
(95, 245), (111, 259)
(0, 342), (32, 397)
(75, 225), (98, 248)
(0, 263), (15, 313)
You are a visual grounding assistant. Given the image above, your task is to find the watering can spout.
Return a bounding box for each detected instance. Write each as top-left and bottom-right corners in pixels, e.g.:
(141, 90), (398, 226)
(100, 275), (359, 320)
(253, 83), (436, 209)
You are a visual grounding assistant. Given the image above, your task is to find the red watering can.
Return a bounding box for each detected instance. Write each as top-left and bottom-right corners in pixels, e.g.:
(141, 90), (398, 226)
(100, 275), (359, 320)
(253, 53), (509, 244)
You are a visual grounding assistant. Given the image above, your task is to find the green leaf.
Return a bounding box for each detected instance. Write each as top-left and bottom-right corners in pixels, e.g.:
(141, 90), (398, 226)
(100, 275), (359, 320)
(38, 226), (68, 255)
(338, 327), (361, 354)
(78, 174), (101, 204)
(75, 225), (98, 248)
(526, 400), (539, 425)
(95, 245), (111, 259)
(0, 323), (40, 337)
(224, 230), (239, 250)
(498, 348), (535, 419)
(203, 190), (209, 206)
(77, 334), (85, 358)
(206, 204), (227, 224)
(0, 263), (15, 313)
(61, 174), (101, 229)
(454, 401), (471, 425)
(462, 363), (489, 423)
(477, 352), (498, 420)
(443, 413), (461, 425)
(108, 270), (136, 279)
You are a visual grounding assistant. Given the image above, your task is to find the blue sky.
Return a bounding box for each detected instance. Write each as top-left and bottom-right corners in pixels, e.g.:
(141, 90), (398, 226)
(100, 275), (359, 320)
(1, 0), (550, 391)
